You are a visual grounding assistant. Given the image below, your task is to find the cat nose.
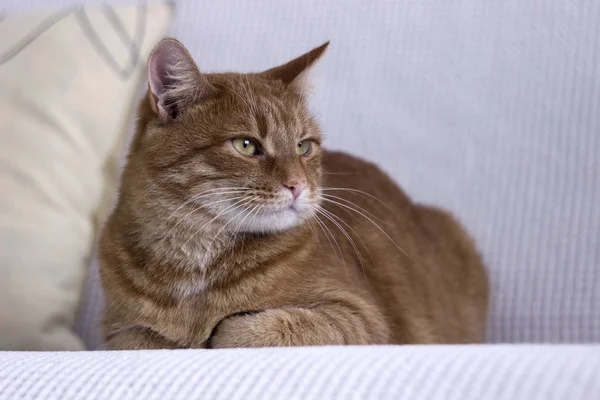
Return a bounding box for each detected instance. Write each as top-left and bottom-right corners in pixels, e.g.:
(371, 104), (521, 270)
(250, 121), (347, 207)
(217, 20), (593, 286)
(283, 180), (306, 200)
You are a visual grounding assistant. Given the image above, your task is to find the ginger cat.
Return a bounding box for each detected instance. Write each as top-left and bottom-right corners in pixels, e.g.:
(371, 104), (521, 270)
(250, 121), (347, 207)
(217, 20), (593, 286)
(99, 38), (489, 349)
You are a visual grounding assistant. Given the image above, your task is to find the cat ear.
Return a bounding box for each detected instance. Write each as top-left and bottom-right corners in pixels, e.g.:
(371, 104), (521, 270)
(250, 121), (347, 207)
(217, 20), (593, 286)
(260, 41), (329, 93)
(147, 38), (214, 121)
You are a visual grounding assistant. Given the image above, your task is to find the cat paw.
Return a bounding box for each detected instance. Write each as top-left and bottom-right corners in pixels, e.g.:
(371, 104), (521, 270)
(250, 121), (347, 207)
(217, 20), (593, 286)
(208, 308), (340, 348)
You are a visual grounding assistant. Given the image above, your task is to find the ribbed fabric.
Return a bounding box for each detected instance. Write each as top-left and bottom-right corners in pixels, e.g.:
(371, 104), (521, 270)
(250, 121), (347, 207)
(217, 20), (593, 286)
(1, 345), (600, 400)
(3, 0), (600, 346)
(74, 256), (104, 351)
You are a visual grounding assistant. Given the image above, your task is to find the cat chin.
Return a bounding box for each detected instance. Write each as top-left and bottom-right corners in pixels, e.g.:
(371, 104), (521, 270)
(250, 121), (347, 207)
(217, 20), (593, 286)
(233, 207), (307, 234)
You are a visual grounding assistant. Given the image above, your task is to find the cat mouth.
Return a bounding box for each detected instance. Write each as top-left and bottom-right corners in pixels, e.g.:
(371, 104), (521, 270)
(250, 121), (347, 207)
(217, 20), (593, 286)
(224, 199), (312, 234)
(266, 202), (300, 214)
(286, 199), (298, 210)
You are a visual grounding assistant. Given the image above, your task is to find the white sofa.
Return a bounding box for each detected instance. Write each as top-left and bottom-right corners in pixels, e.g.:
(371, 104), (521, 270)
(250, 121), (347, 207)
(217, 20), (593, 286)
(1, 0), (599, 399)
(2, 344), (599, 399)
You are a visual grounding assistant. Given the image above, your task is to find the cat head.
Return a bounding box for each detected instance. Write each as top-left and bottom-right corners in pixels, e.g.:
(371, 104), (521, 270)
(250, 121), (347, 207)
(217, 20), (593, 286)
(127, 38), (329, 234)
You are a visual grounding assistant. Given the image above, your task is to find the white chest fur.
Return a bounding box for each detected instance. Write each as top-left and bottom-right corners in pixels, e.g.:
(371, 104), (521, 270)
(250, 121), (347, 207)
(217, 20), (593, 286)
(170, 233), (231, 299)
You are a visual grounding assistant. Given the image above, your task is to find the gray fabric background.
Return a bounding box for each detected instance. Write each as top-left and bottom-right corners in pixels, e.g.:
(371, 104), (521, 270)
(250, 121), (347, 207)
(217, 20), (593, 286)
(3, 0), (599, 344)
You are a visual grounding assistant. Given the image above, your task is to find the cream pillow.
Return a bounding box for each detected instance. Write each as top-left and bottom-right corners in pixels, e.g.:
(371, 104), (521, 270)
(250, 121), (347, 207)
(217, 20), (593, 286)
(0, 3), (173, 350)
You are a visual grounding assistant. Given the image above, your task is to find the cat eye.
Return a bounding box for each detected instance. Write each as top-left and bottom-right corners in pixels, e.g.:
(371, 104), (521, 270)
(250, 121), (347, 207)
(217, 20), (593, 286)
(232, 138), (261, 156)
(296, 140), (312, 156)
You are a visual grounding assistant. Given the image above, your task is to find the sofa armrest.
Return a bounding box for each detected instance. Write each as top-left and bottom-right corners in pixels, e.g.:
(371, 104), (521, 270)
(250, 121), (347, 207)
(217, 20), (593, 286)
(1, 345), (599, 399)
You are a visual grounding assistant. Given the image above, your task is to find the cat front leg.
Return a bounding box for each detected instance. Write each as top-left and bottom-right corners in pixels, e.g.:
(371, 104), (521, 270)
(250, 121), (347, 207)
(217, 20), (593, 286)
(207, 304), (388, 348)
(104, 325), (181, 350)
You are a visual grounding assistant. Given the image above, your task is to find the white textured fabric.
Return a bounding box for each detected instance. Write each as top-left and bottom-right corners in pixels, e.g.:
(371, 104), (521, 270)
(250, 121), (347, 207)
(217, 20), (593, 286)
(4, 0), (600, 345)
(1, 345), (600, 399)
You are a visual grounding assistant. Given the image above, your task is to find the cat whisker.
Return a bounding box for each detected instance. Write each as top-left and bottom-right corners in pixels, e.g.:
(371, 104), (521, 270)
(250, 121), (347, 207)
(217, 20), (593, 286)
(318, 206), (374, 264)
(136, 181), (250, 209)
(182, 196), (253, 249)
(165, 195), (247, 237)
(243, 203), (266, 234)
(164, 188), (251, 225)
(232, 202), (262, 236)
(188, 190), (252, 202)
(318, 187), (395, 216)
(316, 207), (367, 278)
(318, 193), (385, 224)
(320, 195), (360, 222)
(310, 210), (348, 279)
(320, 171), (354, 176)
(305, 218), (319, 241)
(309, 210), (336, 256)
(209, 197), (258, 247)
(242, 75), (260, 116)
(134, 174), (178, 205)
(220, 80), (254, 112)
(201, 186), (252, 192)
(319, 197), (416, 262)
